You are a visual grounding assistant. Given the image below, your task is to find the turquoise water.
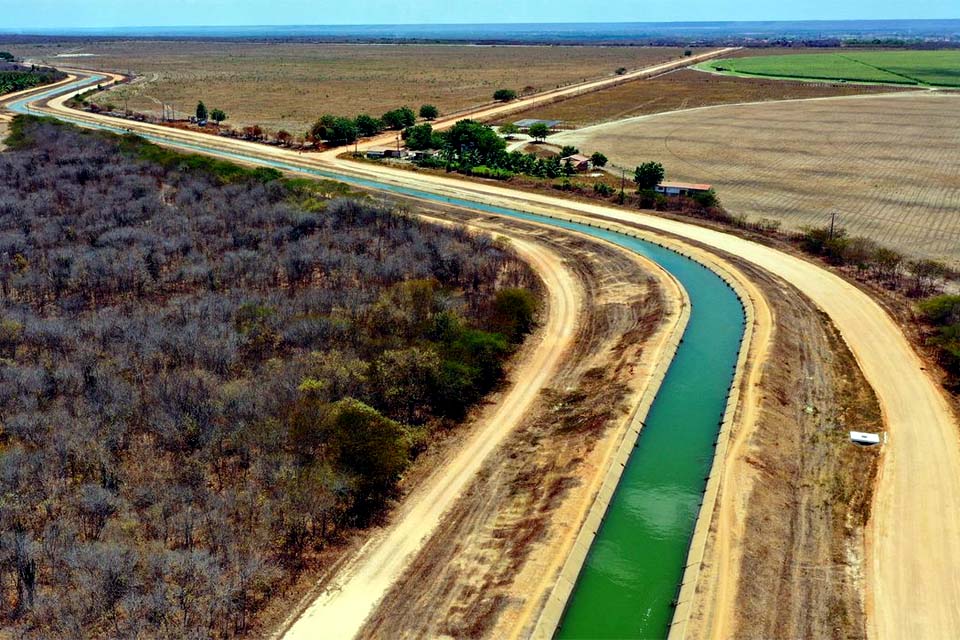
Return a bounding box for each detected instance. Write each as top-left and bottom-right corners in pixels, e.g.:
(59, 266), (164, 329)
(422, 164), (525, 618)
(9, 80), (746, 639)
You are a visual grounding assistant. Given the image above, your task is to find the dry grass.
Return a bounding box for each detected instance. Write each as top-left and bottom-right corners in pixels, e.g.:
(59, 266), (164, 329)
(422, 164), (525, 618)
(499, 67), (913, 127)
(557, 92), (960, 265)
(11, 40), (682, 132)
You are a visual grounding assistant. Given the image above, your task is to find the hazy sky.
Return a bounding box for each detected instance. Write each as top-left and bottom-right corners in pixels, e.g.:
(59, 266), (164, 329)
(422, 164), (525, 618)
(1, 0), (956, 30)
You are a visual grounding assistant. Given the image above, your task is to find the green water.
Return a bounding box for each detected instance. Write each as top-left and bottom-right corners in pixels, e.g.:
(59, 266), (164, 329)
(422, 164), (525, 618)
(12, 80), (746, 639)
(555, 238), (744, 639)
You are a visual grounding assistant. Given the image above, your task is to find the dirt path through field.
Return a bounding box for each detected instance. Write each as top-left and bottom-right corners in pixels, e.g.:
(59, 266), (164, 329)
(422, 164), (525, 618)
(22, 74), (960, 639)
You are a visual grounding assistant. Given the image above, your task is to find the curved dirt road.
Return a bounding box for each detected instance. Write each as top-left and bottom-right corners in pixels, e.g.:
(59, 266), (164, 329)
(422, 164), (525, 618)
(14, 73), (960, 640)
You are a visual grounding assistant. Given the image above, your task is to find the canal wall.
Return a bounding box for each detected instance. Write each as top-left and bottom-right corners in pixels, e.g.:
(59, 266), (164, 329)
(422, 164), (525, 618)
(526, 217), (757, 640)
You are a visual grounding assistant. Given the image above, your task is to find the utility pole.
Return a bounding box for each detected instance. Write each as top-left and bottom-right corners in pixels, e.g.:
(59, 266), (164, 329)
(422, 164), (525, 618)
(828, 210), (838, 240)
(619, 167), (626, 204)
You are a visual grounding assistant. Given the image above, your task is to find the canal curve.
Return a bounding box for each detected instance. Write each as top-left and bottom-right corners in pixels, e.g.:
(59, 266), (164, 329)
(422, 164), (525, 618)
(8, 76), (746, 639)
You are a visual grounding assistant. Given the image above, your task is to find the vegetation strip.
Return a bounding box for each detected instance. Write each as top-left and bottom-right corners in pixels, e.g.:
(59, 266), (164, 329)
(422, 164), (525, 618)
(702, 50), (960, 87)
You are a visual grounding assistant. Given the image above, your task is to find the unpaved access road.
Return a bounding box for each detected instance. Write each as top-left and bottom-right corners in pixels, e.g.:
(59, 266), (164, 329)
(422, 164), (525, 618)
(20, 73), (960, 640)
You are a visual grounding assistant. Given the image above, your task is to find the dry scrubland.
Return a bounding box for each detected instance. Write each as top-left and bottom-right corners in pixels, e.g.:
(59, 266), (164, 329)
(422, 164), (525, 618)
(13, 41), (682, 132)
(501, 68), (908, 127)
(557, 92), (960, 265)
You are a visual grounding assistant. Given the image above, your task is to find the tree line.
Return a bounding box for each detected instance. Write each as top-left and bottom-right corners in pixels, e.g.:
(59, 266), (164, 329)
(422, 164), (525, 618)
(0, 117), (539, 637)
(0, 62), (66, 96)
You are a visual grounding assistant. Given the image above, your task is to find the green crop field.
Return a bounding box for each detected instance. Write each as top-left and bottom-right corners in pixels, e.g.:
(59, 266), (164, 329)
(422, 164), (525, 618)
(704, 50), (960, 87)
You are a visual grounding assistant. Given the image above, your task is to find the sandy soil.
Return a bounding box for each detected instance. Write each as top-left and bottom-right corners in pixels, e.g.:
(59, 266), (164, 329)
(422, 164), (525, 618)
(498, 67), (913, 128)
(358, 216), (681, 639)
(552, 91), (960, 265)
(685, 257), (882, 639)
(23, 73), (960, 640)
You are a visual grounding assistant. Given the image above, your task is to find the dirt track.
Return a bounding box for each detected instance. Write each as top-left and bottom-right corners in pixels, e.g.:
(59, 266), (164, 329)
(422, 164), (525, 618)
(17, 72), (960, 640)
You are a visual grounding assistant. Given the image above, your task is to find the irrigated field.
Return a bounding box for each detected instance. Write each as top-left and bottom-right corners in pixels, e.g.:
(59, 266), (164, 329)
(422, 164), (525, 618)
(498, 67), (911, 127)
(703, 50), (960, 86)
(555, 92), (960, 265)
(9, 40), (682, 133)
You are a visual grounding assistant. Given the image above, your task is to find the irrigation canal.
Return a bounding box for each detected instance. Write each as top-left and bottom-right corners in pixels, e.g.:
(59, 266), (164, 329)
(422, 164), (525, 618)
(9, 76), (747, 639)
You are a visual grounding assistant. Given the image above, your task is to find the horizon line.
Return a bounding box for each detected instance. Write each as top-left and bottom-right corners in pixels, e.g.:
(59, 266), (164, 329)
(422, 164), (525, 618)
(3, 17), (960, 34)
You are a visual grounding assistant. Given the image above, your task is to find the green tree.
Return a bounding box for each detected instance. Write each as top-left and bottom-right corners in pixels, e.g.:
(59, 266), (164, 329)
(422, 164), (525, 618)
(0, 51), (15, 62)
(195, 101), (208, 122)
(528, 122), (551, 142)
(403, 123), (436, 151)
(328, 117), (358, 145)
(560, 145), (579, 157)
(210, 108), (227, 124)
(328, 398), (410, 512)
(444, 119), (506, 168)
(615, 66), (628, 75)
(590, 152), (608, 167)
(493, 88), (517, 102)
(381, 107), (416, 130)
(419, 104), (439, 120)
(355, 114), (383, 137)
(498, 122), (520, 138)
(633, 161), (665, 190)
(491, 288), (538, 343)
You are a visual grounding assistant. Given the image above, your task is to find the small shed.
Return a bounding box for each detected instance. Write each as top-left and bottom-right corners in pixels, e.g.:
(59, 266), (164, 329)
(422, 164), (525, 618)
(411, 149), (439, 161)
(654, 181), (713, 197)
(365, 149), (387, 159)
(850, 431), (881, 446)
(561, 154), (591, 173)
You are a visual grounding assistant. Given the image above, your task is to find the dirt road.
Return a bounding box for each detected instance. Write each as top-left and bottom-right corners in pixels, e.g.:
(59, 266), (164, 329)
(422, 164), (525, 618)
(315, 155), (960, 640)
(19, 74), (960, 640)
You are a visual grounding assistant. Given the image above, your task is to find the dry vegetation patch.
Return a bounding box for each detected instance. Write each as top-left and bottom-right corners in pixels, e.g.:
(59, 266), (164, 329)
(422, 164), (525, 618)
(557, 92), (960, 265)
(501, 67), (909, 127)
(12, 41), (682, 132)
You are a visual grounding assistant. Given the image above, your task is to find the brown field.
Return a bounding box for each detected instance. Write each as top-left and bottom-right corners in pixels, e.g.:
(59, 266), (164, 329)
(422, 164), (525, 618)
(9, 40), (682, 133)
(555, 92), (960, 265)
(499, 67), (915, 127)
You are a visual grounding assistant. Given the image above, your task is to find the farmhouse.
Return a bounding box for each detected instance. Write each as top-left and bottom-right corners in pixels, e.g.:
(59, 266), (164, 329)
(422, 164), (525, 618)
(561, 154), (591, 172)
(655, 181), (713, 197)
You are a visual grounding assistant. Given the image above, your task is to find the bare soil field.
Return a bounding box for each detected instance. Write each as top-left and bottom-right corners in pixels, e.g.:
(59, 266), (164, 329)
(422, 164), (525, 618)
(9, 40), (682, 132)
(686, 258), (881, 639)
(555, 92), (960, 265)
(499, 67), (910, 127)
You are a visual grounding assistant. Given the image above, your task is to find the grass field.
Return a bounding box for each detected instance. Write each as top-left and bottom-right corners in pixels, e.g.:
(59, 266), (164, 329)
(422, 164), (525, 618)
(6, 40), (683, 133)
(498, 68), (912, 127)
(704, 50), (960, 86)
(555, 92), (960, 265)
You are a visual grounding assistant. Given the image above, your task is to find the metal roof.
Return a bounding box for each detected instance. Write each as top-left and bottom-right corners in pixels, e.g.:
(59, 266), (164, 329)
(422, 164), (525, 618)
(850, 431), (881, 444)
(658, 181), (713, 191)
(513, 118), (562, 128)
